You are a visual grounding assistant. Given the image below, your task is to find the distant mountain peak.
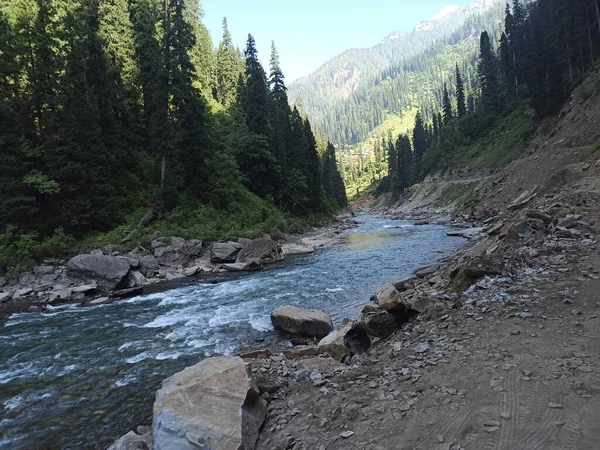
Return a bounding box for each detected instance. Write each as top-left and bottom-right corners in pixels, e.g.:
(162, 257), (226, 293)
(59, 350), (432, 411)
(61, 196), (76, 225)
(381, 30), (408, 43)
(431, 5), (461, 21)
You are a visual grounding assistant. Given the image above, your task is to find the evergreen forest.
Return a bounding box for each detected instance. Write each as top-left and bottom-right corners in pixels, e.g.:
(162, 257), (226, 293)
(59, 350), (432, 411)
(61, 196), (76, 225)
(0, 0), (347, 269)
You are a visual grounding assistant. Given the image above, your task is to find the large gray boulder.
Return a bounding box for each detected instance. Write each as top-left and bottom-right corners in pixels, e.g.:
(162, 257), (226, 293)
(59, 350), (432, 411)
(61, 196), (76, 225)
(107, 427), (152, 450)
(271, 305), (333, 338)
(66, 254), (130, 291)
(210, 242), (240, 263)
(375, 284), (410, 315)
(153, 356), (266, 450)
(139, 255), (159, 278)
(237, 239), (283, 265)
(151, 237), (203, 267)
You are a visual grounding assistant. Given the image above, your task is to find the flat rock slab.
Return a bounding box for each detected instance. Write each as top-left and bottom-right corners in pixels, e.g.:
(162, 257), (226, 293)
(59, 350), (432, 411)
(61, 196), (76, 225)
(210, 242), (240, 263)
(153, 356), (266, 450)
(271, 305), (333, 338)
(446, 227), (486, 239)
(237, 239), (283, 264)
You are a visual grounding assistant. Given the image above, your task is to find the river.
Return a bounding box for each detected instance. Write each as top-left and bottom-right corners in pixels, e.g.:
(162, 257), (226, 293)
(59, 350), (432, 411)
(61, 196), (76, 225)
(0, 216), (464, 449)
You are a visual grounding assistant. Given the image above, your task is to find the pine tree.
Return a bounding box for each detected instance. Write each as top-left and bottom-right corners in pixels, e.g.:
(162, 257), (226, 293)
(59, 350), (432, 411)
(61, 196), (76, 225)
(455, 64), (467, 118)
(442, 83), (453, 124)
(183, 0), (215, 95)
(477, 31), (499, 111)
(215, 18), (243, 106)
(413, 110), (426, 167)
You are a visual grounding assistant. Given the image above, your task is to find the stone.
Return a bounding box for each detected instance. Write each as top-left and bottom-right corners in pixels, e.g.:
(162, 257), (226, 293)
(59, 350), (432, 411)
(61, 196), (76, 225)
(33, 265), (55, 276)
(153, 356), (266, 450)
(72, 283), (97, 294)
(221, 261), (263, 272)
(129, 271), (147, 287)
(237, 239), (283, 265)
(47, 289), (72, 305)
(86, 297), (111, 306)
(271, 305), (333, 337)
(183, 266), (201, 277)
(446, 227), (486, 239)
(340, 431), (354, 438)
(361, 307), (401, 338)
(375, 284), (410, 316)
(547, 403), (564, 409)
(343, 327), (371, 355)
(165, 271), (185, 282)
(508, 188), (537, 211)
(281, 243), (315, 256)
(453, 257), (504, 279)
(66, 254), (131, 291)
(0, 291), (13, 303)
(13, 287), (33, 298)
(414, 343), (430, 353)
(414, 264), (440, 278)
(139, 255), (160, 278)
(210, 242), (240, 263)
(151, 237), (203, 267)
(525, 210), (552, 224)
(107, 429), (153, 450)
(393, 274), (417, 291)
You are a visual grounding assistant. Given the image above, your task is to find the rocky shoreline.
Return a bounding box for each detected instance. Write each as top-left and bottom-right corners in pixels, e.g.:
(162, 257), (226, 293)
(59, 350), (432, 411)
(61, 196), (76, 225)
(0, 217), (359, 323)
(107, 182), (599, 450)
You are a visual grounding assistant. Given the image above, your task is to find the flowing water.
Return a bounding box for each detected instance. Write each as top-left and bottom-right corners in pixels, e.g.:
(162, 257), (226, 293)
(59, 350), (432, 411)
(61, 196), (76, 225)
(0, 216), (464, 449)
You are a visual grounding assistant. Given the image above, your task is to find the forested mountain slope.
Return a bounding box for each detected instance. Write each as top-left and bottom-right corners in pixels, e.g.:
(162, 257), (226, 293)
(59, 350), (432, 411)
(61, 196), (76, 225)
(288, 0), (505, 146)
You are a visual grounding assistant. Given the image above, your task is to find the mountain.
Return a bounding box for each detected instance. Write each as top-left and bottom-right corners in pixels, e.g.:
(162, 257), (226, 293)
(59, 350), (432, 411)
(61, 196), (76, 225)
(288, 0), (506, 146)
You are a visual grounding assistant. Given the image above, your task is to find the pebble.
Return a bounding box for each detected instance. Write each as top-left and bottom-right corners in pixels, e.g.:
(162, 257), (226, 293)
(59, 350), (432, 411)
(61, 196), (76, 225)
(414, 343), (430, 353)
(368, 381), (378, 388)
(501, 412), (512, 419)
(572, 309), (582, 316)
(519, 312), (533, 319)
(548, 403), (564, 409)
(340, 431), (354, 438)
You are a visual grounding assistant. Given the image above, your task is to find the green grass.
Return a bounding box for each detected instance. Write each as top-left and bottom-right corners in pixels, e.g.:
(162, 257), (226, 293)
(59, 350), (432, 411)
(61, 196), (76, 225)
(0, 191), (335, 273)
(456, 104), (535, 169)
(436, 183), (480, 207)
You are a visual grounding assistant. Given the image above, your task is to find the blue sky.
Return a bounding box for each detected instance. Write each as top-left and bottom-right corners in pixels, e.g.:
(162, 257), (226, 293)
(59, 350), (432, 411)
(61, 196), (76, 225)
(202, 0), (476, 83)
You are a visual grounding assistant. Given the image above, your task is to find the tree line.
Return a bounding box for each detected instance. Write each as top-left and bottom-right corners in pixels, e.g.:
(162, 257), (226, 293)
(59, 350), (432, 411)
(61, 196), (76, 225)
(0, 0), (347, 244)
(381, 0), (600, 196)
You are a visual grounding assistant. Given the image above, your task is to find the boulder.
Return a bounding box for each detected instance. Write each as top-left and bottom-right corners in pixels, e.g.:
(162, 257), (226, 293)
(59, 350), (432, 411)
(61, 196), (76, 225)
(393, 274), (417, 291)
(153, 356), (266, 450)
(343, 328), (371, 355)
(271, 305), (333, 338)
(507, 188), (537, 211)
(0, 291), (12, 303)
(151, 237), (203, 267)
(72, 283), (97, 294)
(361, 306), (401, 338)
(237, 239), (283, 265)
(47, 288), (72, 305)
(107, 427), (152, 450)
(139, 255), (159, 278)
(281, 243), (315, 256)
(318, 319), (353, 361)
(66, 254), (130, 291)
(33, 265), (54, 276)
(525, 210), (552, 224)
(375, 284), (410, 316)
(454, 257), (504, 278)
(210, 242), (240, 263)
(414, 264), (440, 278)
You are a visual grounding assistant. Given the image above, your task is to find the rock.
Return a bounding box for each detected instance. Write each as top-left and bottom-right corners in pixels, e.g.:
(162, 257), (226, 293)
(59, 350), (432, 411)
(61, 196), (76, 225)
(0, 291), (13, 303)
(165, 271), (185, 282)
(66, 254), (130, 291)
(33, 265), (54, 276)
(281, 243), (315, 256)
(547, 403), (564, 409)
(129, 270), (147, 287)
(139, 255), (159, 278)
(343, 327), (371, 355)
(375, 284), (410, 317)
(72, 283), (97, 294)
(210, 242), (240, 263)
(153, 356), (266, 450)
(107, 429), (153, 450)
(525, 210), (552, 224)
(151, 237), (203, 267)
(557, 216), (579, 229)
(414, 264), (440, 278)
(318, 320), (353, 361)
(221, 261), (263, 272)
(508, 188), (537, 211)
(271, 305), (333, 337)
(27, 306), (42, 313)
(86, 297), (111, 306)
(47, 288), (72, 305)
(361, 307), (400, 338)
(340, 431), (354, 438)
(453, 257), (504, 279)
(414, 343), (430, 353)
(393, 274), (417, 291)
(555, 227), (582, 239)
(110, 287), (144, 299)
(13, 287), (33, 298)
(446, 227), (486, 239)
(237, 239), (283, 265)
(183, 266), (201, 277)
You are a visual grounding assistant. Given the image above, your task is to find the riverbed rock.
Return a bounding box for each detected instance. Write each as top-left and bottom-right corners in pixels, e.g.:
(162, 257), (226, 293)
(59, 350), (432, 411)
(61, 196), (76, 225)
(376, 284), (410, 316)
(66, 254), (130, 291)
(210, 242), (240, 263)
(47, 288), (72, 305)
(151, 237), (203, 267)
(414, 264), (440, 278)
(107, 428), (153, 450)
(153, 355), (266, 450)
(139, 255), (159, 278)
(393, 274), (417, 291)
(271, 305), (333, 338)
(446, 227), (486, 239)
(221, 260), (263, 272)
(237, 239), (283, 265)
(361, 306), (400, 338)
(281, 242), (315, 256)
(0, 291), (12, 303)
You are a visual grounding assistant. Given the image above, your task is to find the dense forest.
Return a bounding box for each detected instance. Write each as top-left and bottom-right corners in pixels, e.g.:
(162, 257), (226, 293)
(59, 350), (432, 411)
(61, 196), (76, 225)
(0, 0), (347, 268)
(381, 0), (600, 196)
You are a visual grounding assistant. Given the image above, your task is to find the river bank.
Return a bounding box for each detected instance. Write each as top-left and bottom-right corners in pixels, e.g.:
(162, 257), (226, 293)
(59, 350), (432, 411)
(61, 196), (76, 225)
(0, 216), (467, 449)
(0, 217), (360, 323)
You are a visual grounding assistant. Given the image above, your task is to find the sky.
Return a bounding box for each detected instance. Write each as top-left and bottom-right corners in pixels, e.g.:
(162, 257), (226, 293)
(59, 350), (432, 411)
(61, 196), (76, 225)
(202, 0), (477, 83)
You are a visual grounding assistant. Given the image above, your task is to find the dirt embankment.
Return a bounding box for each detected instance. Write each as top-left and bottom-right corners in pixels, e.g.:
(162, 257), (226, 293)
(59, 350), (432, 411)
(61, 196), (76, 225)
(246, 75), (600, 449)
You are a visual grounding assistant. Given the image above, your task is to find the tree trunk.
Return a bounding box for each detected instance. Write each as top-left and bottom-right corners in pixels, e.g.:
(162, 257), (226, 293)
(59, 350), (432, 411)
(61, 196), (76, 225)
(161, 154), (166, 188)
